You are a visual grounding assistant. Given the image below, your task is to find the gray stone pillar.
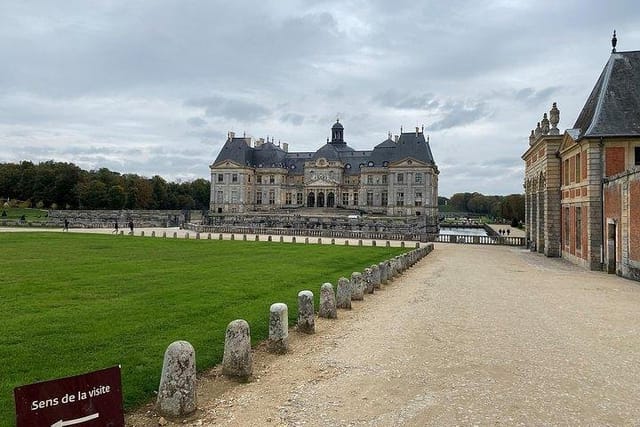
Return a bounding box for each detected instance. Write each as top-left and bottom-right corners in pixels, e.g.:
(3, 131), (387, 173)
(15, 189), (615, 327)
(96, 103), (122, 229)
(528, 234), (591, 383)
(243, 234), (247, 241)
(363, 268), (374, 294)
(336, 277), (352, 309)
(140, 231), (145, 237)
(196, 232), (200, 240)
(222, 320), (252, 381)
(292, 236), (296, 243)
(305, 237), (309, 244)
(207, 233), (211, 239)
(231, 234), (235, 241)
(351, 272), (364, 301)
(255, 235), (259, 241)
(372, 240), (376, 247)
(319, 283), (337, 318)
(219, 233), (223, 240)
(151, 231), (156, 237)
(185, 232), (190, 239)
(331, 238), (335, 245)
(268, 303), (288, 354)
(379, 262), (388, 285)
(318, 237), (322, 244)
(173, 232), (177, 238)
(156, 340), (197, 417)
(371, 264), (381, 289)
(162, 231), (166, 238)
(297, 291), (315, 334)
(279, 235), (284, 243)
(268, 236), (272, 242)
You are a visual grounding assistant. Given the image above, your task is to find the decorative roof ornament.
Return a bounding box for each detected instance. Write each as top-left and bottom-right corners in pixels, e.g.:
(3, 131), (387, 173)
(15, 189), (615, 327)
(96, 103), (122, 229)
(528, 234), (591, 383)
(612, 30), (617, 53)
(549, 102), (560, 135)
(541, 113), (550, 135)
(534, 122), (542, 138)
(529, 130), (535, 146)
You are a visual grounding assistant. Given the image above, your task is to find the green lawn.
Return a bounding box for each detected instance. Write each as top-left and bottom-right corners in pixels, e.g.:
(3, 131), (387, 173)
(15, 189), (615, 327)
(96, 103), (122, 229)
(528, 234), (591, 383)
(0, 207), (48, 221)
(0, 232), (405, 424)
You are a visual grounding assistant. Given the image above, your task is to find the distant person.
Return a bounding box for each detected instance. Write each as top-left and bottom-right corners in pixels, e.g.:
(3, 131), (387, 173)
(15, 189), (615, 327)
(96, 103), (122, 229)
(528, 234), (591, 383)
(63, 219), (69, 232)
(113, 221), (119, 234)
(128, 220), (134, 235)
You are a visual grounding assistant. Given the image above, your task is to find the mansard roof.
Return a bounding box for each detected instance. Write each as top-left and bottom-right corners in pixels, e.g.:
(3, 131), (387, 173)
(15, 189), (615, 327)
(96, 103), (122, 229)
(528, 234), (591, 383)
(213, 137), (253, 166)
(572, 50), (640, 139)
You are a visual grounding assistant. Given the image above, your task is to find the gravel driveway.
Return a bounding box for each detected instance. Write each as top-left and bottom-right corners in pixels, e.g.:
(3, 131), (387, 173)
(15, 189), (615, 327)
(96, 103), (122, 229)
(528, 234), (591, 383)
(128, 244), (640, 426)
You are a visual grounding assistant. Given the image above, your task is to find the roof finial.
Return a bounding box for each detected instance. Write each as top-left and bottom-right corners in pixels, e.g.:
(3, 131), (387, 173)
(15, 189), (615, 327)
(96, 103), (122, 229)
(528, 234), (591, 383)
(612, 30), (617, 53)
(400, 125), (403, 133)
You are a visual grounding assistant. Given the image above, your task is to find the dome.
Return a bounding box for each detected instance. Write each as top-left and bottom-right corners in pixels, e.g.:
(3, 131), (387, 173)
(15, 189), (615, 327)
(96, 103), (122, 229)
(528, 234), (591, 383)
(332, 120), (343, 129)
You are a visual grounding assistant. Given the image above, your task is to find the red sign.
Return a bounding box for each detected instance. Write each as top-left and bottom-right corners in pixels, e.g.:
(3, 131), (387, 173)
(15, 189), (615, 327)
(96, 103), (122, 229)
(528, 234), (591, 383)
(14, 366), (124, 427)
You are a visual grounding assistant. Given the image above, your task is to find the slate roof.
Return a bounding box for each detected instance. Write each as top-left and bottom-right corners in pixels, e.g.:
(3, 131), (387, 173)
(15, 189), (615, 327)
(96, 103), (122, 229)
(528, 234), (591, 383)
(213, 126), (437, 176)
(572, 50), (640, 139)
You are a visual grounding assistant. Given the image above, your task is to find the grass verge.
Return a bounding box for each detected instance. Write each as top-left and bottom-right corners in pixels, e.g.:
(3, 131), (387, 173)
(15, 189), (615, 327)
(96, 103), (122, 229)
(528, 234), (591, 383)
(0, 232), (405, 423)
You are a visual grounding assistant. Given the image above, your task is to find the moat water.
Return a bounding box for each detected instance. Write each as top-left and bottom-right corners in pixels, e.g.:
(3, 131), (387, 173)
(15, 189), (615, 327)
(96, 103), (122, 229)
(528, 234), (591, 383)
(439, 227), (488, 237)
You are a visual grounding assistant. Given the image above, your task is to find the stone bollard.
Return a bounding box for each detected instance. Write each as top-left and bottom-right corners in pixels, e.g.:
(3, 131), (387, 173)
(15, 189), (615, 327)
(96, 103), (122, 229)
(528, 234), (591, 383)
(416, 242), (420, 248)
(231, 234), (235, 241)
(279, 235), (284, 243)
(268, 236), (272, 242)
(222, 320), (252, 381)
(219, 233), (223, 240)
(319, 283), (337, 318)
(196, 232), (200, 240)
(297, 291), (315, 334)
(331, 238), (335, 245)
(207, 233), (211, 240)
(162, 231), (166, 238)
(358, 239), (363, 246)
(305, 237), (309, 244)
(120, 230), (124, 236)
(386, 241), (390, 247)
(268, 303), (288, 354)
(152, 231), (156, 237)
(140, 231), (145, 237)
(351, 272), (364, 301)
(317, 238), (322, 245)
(336, 277), (352, 309)
(363, 268), (374, 294)
(156, 341), (197, 417)
(243, 234), (247, 241)
(173, 232), (177, 238)
(371, 264), (381, 289)
(379, 261), (388, 285)
(372, 240), (376, 247)
(345, 240), (349, 246)
(292, 236), (296, 243)
(401, 241), (405, 248)
(255, 235), (259, 241)
(185, 232), (189, 240)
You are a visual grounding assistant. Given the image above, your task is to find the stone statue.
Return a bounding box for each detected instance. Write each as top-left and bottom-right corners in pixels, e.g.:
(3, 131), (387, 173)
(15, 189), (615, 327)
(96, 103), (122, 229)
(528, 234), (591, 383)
(549, 102), (560, 135)
(541, 113), (550, 135)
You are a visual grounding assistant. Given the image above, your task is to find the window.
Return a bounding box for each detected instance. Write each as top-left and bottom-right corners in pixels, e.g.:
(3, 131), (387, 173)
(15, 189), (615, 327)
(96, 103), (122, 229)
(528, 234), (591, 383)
(366, 192), (374, 206)
(575, 153), (581, 183)
(396, 192), (404, 207)
(563, 159), (569, 185)
(256, 191), (262, 205)
(342, 192), (349, 206)
(269, 190), (275, 205)
(635, 146), (640, 165)
(216, 191), (223, 203)
(231, 190), (238, 203)
(257, 175), (262, 184)
(381, 192), (388, 206)
(415, 191), (422, 207)
(367, 161), (374, 167)
(232, 173), (238, 183)
(217, 174), (224, 183)
(563, 207), (570, 245)
(285, 192), (292, 205)
(353, 193), (359, 206)
(415, 173), (423, 184)
(297, 193), (303, 204)
(269, 175), (275, 184)
(367, 175), (373, 184)
(575, 207), (582, 250)
(382, 174), (388, 184)
(397, 173), (404, 184)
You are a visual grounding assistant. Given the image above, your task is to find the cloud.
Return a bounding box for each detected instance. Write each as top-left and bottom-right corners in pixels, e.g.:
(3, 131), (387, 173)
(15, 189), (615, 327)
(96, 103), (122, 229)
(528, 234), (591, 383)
(281, 113), (305, 126)
(187, 117), (207, 127)
(375, 90), (440, 110)
(185, 96), (270, 121)
(427, 101), (489, 131)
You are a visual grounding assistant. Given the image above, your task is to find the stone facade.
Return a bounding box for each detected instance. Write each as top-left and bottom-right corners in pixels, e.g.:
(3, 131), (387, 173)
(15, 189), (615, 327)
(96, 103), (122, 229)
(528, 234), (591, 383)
(210, 121), (439, 233)
(523, 43), (640, 281)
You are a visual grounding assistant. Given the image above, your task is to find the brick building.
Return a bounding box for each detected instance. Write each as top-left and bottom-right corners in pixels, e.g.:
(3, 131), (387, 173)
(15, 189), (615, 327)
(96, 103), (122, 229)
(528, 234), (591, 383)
(523, 34), (640, 281)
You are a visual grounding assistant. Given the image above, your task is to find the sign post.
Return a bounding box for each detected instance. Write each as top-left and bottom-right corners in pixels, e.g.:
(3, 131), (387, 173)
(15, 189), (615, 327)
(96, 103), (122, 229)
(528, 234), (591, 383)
(14, 366), (124, 427)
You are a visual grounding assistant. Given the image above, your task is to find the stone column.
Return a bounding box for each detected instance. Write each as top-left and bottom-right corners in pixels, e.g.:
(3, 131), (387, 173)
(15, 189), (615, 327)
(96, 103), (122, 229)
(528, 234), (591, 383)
(319, 283), (337, 318)
(371, 264), (381, 289)
(351, 272), (364, 301)
(297, 290), (315, 334)
(222, 320), (252, 381)
(268, 303), (289, 353)
(156, 341), (197, 417)
(363, 268), (374, 294)
(336, 277), (352, 309)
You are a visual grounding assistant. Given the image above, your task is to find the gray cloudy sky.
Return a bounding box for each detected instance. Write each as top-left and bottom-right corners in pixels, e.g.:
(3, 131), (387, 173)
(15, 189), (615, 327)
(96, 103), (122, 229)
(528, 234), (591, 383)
(1, 1), (639, 197)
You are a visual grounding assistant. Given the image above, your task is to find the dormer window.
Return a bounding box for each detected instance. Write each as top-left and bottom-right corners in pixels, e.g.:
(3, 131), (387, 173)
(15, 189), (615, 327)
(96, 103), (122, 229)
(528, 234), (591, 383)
(367, 161), (374, 167)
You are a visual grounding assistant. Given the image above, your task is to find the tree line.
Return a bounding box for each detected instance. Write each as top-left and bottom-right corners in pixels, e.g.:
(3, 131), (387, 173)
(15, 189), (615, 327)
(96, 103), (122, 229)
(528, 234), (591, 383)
(0, 161), (210, 210)
(439, 192), (525, 224)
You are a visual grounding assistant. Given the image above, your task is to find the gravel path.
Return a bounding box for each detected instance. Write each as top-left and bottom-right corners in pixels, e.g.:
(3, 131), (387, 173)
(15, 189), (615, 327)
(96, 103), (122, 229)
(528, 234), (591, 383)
(128, 244), (640, 426)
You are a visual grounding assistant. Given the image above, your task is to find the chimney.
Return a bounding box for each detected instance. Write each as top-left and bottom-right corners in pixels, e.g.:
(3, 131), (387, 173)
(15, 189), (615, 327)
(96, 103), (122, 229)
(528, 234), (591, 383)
(255, 138), (264, 148)
(415, 126), (419, 136)
(282, 142), (289, 152)
(229, 131), (235, 139)
(394, 135), (399, 143)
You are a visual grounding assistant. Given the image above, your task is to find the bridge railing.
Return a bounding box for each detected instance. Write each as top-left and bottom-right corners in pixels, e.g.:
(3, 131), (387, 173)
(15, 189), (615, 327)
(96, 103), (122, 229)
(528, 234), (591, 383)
(435, 234), (526, 246)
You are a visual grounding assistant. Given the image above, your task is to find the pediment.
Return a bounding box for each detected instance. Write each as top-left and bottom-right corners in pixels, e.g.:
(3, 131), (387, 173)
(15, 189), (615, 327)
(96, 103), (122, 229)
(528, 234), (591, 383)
(388, 157), (428, 168)
(307, 177), (338, 187)
(212, 159), (244, 169)
(559, 130), (579, 154)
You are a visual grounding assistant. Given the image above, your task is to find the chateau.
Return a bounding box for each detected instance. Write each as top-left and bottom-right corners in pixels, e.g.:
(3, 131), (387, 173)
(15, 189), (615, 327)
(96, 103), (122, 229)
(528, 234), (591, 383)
(209, 120), (439, 233)
(523, 33), (640, 281)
